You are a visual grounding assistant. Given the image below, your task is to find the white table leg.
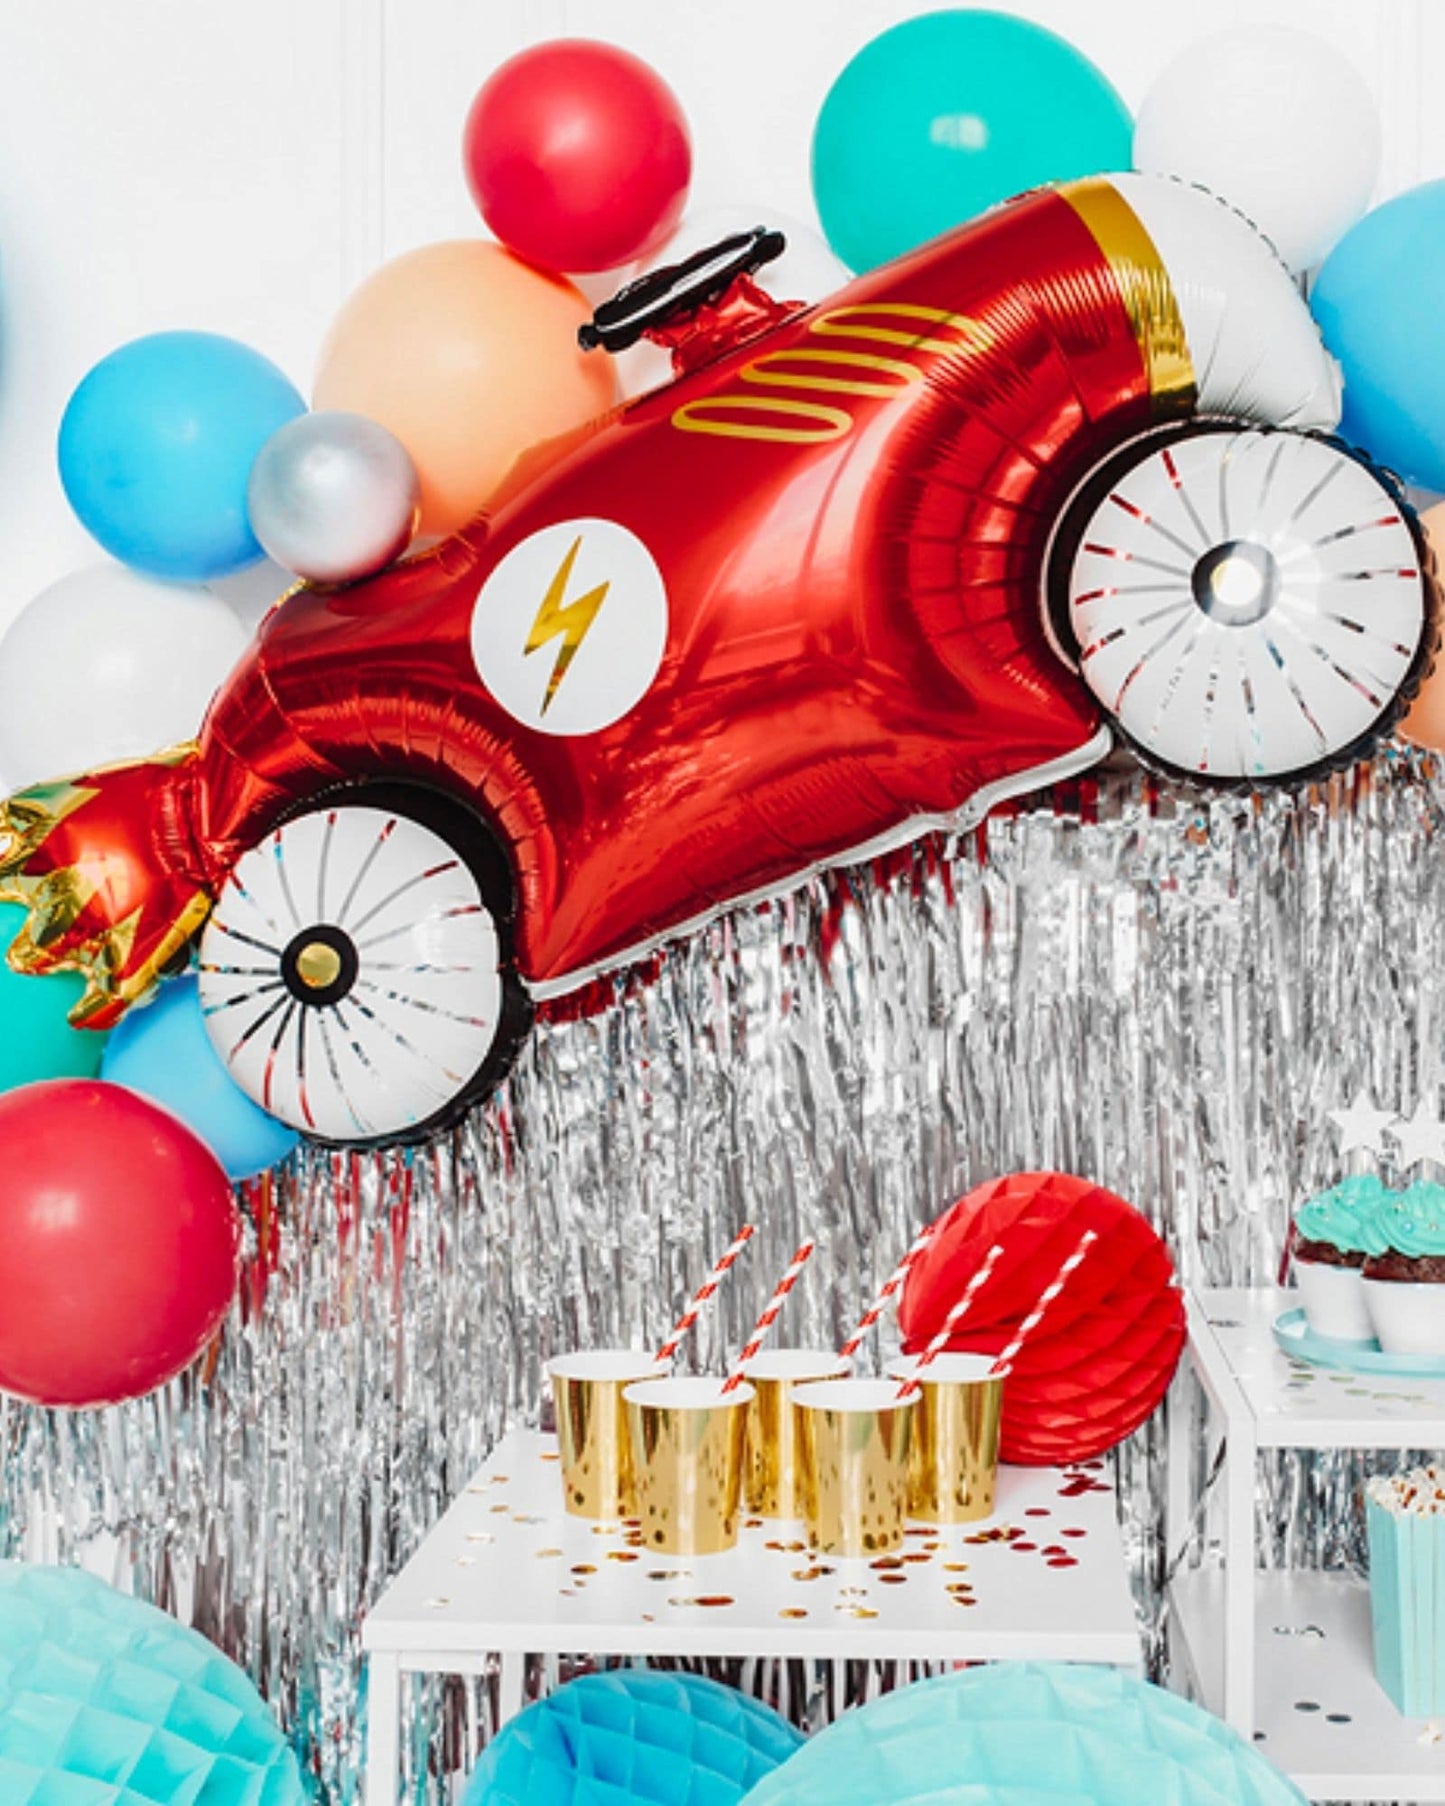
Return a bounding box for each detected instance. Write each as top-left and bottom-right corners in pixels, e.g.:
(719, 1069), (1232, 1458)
(1222, 1422), (1257, 1735)
(364, 1651), (402, 1806)
(1165, 1373), (1191, 1576)
(497, 1651), (526, 1728)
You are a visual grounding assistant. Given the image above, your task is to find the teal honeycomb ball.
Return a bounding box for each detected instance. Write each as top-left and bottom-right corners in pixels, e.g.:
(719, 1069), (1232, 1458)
(465, 1669), (803, 1805)
(0, 1562), (305, 1805)
(740, 1663), (1306, 1806)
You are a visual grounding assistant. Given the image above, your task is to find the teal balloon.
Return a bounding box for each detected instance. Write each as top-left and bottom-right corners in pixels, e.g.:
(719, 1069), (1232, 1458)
(102, 975), (299, 1181)
(0, 900), (107, 1090)
(811, 9), (1132, 271)
(0, 1560), (306, 1804)
(1311, 180), (1445, 493)
(740, 1663), (1306, 1806)
(465, 1670), (803, 1805)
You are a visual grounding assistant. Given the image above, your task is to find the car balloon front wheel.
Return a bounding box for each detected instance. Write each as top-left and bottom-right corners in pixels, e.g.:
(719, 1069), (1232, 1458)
(197, 794), (530, 1146)
(1046, 424), (1438, 784)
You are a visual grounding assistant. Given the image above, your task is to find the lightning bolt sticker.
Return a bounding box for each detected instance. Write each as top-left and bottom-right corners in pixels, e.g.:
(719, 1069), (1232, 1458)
(523, 535), (611, 715)
(470, 517), (669, 738)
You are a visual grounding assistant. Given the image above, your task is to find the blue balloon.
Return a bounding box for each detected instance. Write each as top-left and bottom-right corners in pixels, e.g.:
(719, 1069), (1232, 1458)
(102, 975), (299, 1180)
(59, 331), (305, 581)
(739, 1663), (1305, 1806)
(0, 1560), (305, 1805)
(1312, 180), (1445, 494)
(465, 1670), (803, 1806)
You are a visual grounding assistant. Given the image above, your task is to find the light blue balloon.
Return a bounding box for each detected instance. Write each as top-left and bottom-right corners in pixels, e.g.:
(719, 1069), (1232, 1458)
(740, 1663), (1306, 1806)
(1312, 180), (1445, 494)
(0, 1560), (305, 1805)
(464, 1670), (803, 1805)
(811, 9), (1133, 272)
(59, 331), (305, 581)
(102, 975), (299, 1180)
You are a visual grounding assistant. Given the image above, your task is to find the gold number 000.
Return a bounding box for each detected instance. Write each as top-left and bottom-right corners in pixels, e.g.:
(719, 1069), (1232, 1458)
(670, 303), (981, 445)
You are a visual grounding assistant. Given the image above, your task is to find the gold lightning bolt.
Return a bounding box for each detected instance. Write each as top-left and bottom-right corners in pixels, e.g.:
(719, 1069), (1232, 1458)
(524, 535), (610, 715)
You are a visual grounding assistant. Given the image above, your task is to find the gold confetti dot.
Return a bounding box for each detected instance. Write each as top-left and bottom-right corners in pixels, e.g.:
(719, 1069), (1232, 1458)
(607, 1550), (640, 1563)
(943, 1561), (969, 1573)
(572, 1564), (597, 1575)
(540, 1452), (560, 1462)
(837, 1605), (879, 1619)
(870, 1557), (905, 1571)
(877, 1573), (907, 1585)
(465, 1532), (496, 1545)
(535, 1548), (564, 1559)
(668, 1595), (735, 1608)
(780, 1607), (808, 1619)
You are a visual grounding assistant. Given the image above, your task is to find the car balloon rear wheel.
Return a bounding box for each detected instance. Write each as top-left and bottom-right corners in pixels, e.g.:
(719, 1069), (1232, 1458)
(197, 798), (528, 1146)
(1047, 424), (1437, 784)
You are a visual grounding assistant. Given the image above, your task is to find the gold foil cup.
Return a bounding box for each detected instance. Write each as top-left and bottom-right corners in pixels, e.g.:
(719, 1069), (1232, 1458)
(743, 1349), (849, 1518)
(793, 1377), (916, 1556)
(624, 1376), (754, 1555)
(886, 1353), (1003, 1523)
(548, 1350), (665, 1520)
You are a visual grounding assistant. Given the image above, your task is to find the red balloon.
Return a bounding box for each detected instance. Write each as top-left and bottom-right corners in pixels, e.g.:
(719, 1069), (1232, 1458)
(0, 1080), (240, 1406)
(899, 1172), (1186, 1464)
(463, 40), (691, 272)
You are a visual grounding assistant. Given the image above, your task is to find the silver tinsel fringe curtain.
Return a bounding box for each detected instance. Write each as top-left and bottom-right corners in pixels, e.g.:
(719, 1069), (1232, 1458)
(4, 750), (1444, 1800)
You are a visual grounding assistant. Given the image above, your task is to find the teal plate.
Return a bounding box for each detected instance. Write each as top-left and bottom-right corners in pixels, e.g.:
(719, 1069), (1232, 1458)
(1273, 1307), (1445, 1377)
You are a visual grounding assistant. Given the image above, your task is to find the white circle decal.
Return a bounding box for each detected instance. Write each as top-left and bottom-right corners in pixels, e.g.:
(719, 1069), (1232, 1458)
(470, 517), (668, 737)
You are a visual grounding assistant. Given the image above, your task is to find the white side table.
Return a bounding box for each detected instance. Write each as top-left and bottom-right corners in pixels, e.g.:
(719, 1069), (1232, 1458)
(1170, 1287), (1445, 1802)
(362, 1426), (1141, 1806)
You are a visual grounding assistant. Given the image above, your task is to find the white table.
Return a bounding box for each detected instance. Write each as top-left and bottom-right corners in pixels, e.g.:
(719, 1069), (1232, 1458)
(362, 1427), (1141, 1805)
(1170, 1287), (1445, 1802)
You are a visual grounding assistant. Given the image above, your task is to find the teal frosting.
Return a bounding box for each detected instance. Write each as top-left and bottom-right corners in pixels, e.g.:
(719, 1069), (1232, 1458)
(1379, 1181), (1445, 1259)
(1296, 1173), (1394, 1257)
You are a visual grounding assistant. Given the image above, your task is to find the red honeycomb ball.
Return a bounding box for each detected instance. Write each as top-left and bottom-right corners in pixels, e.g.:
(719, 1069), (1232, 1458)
(898, 1171), (1185, 1464)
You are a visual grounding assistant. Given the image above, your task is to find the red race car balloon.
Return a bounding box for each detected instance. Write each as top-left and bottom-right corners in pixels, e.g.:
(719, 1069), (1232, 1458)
(0, 173), (1434, 1145)
(899, 1171), (1187, 1464)
(0, 1079), (240, 1407)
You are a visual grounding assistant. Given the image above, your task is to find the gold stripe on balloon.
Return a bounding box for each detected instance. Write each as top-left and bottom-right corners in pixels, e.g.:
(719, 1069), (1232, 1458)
(1062, 177), (1197, 415)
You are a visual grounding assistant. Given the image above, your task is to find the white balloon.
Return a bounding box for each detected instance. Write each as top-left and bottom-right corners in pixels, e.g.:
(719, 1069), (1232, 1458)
(1134, 26), (1380, 273)
(615, 204), (851, 399)
(0, 564), (248, 788)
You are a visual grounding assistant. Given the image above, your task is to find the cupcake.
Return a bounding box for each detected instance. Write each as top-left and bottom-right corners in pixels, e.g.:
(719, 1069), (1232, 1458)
(1363, 1181), (1445, 1357)
(1292, 1173), (1391, 1343)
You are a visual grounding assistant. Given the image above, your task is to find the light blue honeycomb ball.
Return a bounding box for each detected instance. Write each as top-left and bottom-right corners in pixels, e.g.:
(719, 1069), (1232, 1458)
(465, 1670), (804, 1806)
(0, 1561), (306, 1805)
(739, 1663), (1306, 1806)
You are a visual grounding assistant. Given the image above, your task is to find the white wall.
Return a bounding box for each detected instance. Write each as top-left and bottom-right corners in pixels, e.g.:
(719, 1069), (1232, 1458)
(0, 0), (1439, 639)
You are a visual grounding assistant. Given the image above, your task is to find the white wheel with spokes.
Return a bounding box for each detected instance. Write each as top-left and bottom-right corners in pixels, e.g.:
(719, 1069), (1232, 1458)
(1054, 427), (1432, 781)
(198, 803), (509, 1143)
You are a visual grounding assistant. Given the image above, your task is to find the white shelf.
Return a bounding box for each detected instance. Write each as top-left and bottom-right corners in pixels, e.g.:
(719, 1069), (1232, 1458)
(364, 1427), (1141, 1665)
(1172, 1569), (1445, 1802)
(1190, 1289), (1445, 1449)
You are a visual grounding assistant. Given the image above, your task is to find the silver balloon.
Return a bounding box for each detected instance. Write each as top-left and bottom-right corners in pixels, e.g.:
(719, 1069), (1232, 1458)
(246, 411), (420, 584)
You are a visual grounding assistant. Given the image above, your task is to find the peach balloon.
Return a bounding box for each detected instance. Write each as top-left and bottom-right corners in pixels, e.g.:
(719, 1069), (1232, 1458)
(1400, 501), (1445, 752)
(314, 241), (618, 536)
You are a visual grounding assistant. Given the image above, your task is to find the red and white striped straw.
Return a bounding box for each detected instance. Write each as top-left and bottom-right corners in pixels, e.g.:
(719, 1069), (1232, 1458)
(987, 1230), (1099, 1376)
(655, 1224), (756, 1365)
(721, 1239), (818, 1393)
(838, 1221), (938, 1363)
(894, 1241), (1005, 1399)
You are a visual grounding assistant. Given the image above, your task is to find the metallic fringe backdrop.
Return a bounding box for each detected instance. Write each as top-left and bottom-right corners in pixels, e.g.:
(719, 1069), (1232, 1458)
(4, 750), (1445, 1802)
